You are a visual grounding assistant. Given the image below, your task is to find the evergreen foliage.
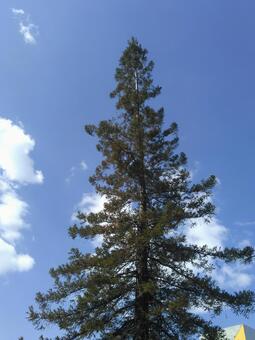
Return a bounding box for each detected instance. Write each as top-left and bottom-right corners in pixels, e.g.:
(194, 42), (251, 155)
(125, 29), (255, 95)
(29, 38), (255, 339)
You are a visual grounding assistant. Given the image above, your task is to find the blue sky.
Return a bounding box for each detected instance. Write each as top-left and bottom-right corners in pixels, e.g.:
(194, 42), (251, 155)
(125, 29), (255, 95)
(1, 0), (255, 338)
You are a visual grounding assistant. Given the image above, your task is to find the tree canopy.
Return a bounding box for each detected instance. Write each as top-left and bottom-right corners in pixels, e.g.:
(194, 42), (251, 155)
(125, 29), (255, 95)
(29, 38), (255, 340)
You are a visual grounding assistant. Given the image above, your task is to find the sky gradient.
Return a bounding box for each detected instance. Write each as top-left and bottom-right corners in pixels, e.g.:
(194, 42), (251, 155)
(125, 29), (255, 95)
(1, 1), (255, 338)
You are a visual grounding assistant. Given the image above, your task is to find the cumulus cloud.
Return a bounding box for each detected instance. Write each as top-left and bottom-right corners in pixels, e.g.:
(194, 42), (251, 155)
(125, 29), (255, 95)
(0, 238), (34, 275)
(0, 190), (28, 242)
(186, 218), (227, 248)
(185, 217), (253, 289)
(77, 193), (106, 214)
(0, 117), (43, 275)
(12, 8), (39, 45)
(0, 118), (43, 184)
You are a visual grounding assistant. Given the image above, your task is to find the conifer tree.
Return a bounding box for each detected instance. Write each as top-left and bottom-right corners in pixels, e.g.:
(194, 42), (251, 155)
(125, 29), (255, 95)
(29, 38), (255, 339)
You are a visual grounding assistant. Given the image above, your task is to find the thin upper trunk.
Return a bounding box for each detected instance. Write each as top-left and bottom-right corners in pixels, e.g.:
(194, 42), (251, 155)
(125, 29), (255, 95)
(134, 72), (150, 339)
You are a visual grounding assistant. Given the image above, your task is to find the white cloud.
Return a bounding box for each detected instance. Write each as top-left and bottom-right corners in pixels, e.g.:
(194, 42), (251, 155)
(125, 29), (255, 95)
(72, 193), (254, 289)
(235, 220), (255, 226)
(12, 8), (38, 45)
(11, 8), (25, 16)
(185, 217), (254, 289)
(65, 161), (88, 183)
(65, 166), (76, 184)
(0, 190), (28, 242)
(188, 161), (200, 180)
(0, 178), (11, 192)
(0, 238), (34, 275)
(72, 193), (107, 248)
(72, 193), (135, 249)
(0, 118), (43, 184)
(215, 264), (253, 289)
(77, 193), (106, 214)
(80, 161), (88, 170)
(19, 22), (38, 45)
(0, 117), (43, 275)
(238, 239), (251, 248)
(91, 235), (104, 248)
(186, 217), (227, 248)
(72, 193), (106, 221)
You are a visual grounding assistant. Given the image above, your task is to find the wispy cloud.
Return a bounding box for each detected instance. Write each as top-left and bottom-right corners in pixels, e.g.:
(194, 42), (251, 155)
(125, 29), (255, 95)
(19, 22), (38, 45)
(65, 160), (88, 183)
(11, 8), (25, 16)
(188, 161), (200, 180)
(235, 220), (255, 226)
(65, 166), (76, 184)
(0, 117), (43, 275)
(80, 160), (88, 170)
(11, 8), (39, 45)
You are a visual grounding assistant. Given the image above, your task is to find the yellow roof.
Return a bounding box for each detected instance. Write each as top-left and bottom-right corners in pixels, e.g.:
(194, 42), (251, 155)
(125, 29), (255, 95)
(224, 324), (255, 340)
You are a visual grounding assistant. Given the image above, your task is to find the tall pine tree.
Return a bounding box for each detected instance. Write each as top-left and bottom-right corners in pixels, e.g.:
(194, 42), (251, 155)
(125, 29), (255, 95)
(29, 38), (255, 339)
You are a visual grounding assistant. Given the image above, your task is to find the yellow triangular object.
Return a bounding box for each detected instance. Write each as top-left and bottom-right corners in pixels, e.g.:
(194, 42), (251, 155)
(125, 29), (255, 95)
(235, 324), (246, 340)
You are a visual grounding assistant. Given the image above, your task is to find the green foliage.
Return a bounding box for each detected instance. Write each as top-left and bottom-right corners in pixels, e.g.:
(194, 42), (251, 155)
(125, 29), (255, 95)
(29, 38), (255, 339)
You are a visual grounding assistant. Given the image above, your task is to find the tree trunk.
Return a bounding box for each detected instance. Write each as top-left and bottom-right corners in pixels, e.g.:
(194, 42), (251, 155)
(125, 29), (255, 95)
(134, 87), (150, 339)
